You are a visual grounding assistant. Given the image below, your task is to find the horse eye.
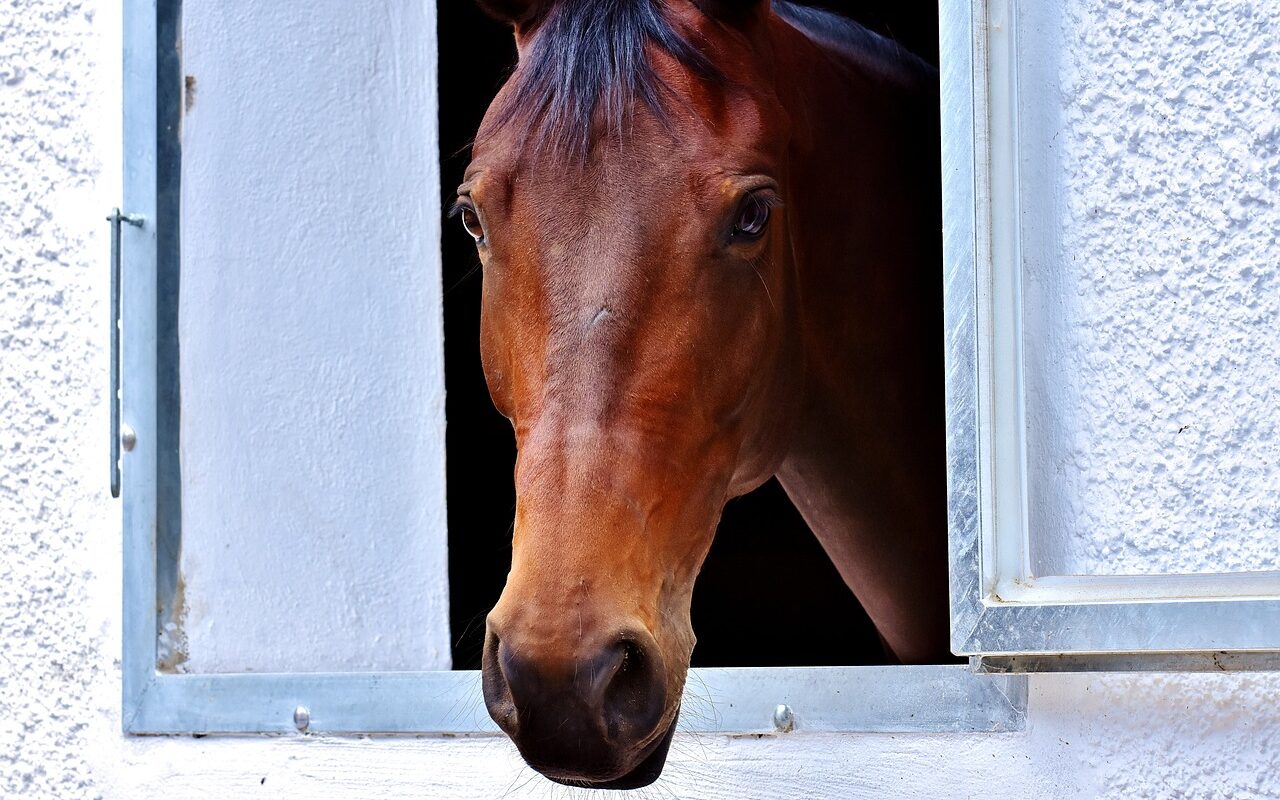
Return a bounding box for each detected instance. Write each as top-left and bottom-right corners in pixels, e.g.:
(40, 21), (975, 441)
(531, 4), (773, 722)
(458, 205), (485, 243)
(733, 195), (771, 238)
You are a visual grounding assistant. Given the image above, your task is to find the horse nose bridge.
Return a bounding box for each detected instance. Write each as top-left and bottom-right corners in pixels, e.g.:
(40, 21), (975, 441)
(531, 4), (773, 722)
(516, 417), (694, 500)
(514, 441), (658, 527)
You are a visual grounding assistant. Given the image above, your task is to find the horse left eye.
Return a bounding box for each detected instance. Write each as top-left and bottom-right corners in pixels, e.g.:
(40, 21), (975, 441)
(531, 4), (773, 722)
(733, 195), (771, 238)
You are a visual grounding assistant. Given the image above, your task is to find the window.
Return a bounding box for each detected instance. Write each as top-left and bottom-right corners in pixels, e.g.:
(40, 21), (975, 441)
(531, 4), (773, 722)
(121, 0), (1280, 741)
(946, 0), (1280, 669)
(438, 3), (925, 673)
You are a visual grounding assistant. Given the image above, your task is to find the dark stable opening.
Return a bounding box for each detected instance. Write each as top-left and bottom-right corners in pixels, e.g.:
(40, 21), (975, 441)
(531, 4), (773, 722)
(439, 2), (941, 670)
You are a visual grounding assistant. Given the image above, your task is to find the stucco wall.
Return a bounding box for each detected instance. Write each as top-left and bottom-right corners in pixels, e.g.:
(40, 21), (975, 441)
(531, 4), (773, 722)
(2, 0), (1279, 798)
(1025, 0), (1280, 578)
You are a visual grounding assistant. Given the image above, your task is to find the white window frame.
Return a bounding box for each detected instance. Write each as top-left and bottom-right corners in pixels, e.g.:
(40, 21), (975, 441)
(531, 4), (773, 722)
(116, 0), (1035, 737)
(944, 0), (1280, 669)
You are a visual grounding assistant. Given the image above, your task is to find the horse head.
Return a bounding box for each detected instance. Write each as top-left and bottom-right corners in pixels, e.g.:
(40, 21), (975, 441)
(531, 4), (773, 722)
(455, 0), (945, 787)
(458, 0), (800, 787)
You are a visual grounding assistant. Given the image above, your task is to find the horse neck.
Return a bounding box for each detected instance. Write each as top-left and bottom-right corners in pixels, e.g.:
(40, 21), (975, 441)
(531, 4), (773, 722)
(767, 17), (951, 663)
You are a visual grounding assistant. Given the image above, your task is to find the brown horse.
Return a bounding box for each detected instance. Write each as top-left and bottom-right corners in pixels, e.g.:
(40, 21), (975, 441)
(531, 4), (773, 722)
(454, 0), (944, 788)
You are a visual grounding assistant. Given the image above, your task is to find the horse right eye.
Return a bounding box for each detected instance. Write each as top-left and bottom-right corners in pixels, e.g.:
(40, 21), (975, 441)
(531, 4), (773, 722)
(458, 206), (485, 243)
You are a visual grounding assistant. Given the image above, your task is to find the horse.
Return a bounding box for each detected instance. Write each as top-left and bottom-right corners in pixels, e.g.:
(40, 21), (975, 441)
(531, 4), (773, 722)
(453, 0), (944, 788)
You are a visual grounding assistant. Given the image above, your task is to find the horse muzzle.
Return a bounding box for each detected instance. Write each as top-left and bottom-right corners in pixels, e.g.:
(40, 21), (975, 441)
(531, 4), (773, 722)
(481, 622), (677, 787)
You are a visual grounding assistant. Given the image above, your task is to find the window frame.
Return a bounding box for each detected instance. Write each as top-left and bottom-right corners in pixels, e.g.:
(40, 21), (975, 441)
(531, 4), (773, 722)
(943, 0), (1280, 664)
(119, 0), (1026, 736)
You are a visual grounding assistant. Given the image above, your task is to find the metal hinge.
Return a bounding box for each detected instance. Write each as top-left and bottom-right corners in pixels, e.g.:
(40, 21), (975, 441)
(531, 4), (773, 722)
(108, 208), (143, 498)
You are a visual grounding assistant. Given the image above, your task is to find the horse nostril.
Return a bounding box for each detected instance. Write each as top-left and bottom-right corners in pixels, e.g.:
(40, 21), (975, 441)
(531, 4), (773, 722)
(480, 629), (518, 734)
(600, 636), (667, 744)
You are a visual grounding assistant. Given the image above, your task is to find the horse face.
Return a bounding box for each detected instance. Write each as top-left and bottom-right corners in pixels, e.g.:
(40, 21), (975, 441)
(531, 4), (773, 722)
(458, 1), (797, 788)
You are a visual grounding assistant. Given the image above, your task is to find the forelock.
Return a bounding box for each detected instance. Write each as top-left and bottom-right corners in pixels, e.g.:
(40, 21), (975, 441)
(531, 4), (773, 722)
(487, 0), (725, 159)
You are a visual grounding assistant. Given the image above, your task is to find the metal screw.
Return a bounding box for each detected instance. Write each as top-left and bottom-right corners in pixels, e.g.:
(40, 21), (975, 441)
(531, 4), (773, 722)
(772, 704), (795, 733)
(120, 423), (137, 452)
(293, 705), (311, 733)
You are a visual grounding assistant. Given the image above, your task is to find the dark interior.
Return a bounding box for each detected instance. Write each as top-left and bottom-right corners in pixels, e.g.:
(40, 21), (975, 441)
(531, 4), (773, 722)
(439, 2), (940, 670)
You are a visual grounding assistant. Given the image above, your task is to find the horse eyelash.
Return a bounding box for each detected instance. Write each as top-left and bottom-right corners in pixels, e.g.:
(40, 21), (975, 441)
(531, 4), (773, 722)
(751, 191), (785, 209)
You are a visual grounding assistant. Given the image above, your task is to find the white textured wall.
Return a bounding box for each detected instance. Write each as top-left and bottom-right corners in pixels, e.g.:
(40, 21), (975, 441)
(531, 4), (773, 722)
(2, 0), (1279, 798)
(1025, 0), (1280, 577)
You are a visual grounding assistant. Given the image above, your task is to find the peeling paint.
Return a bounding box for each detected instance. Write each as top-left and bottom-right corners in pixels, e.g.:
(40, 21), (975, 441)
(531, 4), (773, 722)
(156, 572), (188, 674)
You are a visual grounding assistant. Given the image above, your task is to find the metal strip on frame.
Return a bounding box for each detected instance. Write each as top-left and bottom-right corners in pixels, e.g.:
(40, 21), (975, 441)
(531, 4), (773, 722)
(974, 653), (1280, 674)
(120, 0), (163, 731)
(154, 0), (186, 668)
(940, 0), (989, 654)
(126, 666), (1026, 735)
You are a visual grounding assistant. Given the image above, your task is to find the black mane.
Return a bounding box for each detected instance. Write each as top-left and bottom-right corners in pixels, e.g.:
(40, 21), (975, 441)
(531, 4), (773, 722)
(487, 0), (930, 158)
(488, 0), (723, 158)
(772, 2), (936, 88)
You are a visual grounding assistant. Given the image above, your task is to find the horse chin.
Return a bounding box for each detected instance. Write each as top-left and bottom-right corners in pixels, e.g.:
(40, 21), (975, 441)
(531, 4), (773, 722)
(542, 709), (680, 791)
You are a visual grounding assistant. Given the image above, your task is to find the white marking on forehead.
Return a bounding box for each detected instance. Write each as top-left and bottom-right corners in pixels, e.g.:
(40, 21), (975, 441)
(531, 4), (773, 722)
(589, 307), (613, 328)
